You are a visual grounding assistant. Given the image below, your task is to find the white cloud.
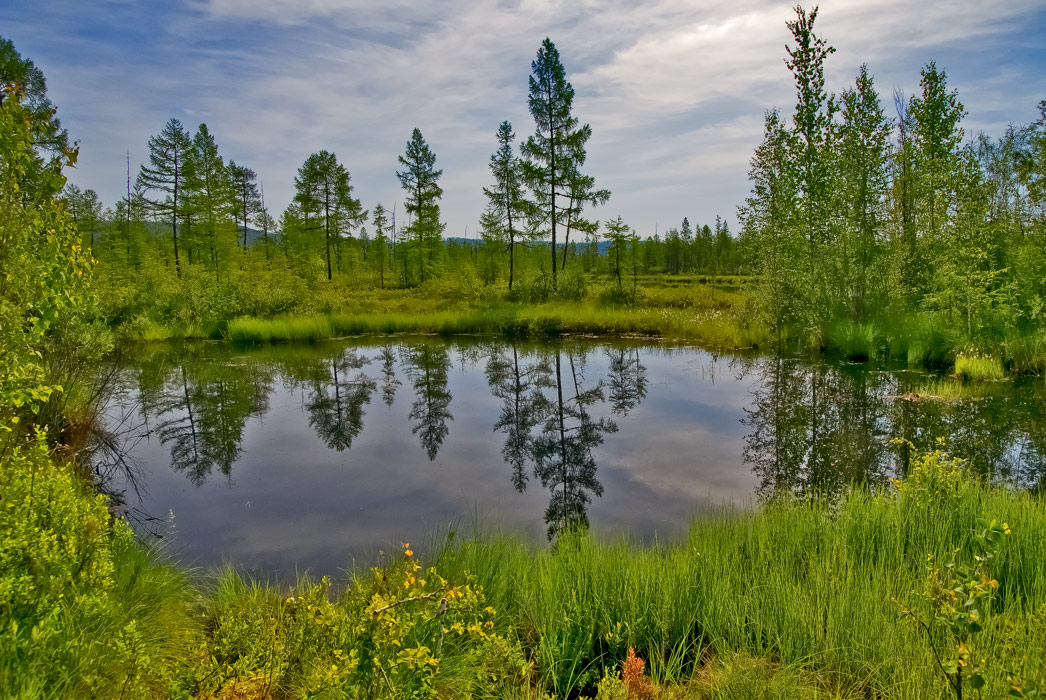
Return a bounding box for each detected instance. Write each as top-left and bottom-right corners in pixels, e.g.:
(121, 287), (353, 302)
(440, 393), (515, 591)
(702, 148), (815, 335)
(14, 0), (1046, 235)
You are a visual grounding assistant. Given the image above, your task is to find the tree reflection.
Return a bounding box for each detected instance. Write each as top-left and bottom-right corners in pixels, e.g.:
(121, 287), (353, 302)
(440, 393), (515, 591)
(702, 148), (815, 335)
(485, 344), (552, 491)
(742, 357), (890, 499)
(306, 350), (376, 451)
(146, 347), (271, 485)
(402, 343), (453, 460)
(379, 344), (401, 407)
(606, 347), (648, 416)
(532, 349), (618, 539)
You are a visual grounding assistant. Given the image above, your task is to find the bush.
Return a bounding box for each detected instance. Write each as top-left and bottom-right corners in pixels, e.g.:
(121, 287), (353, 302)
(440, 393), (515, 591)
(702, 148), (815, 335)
(0, 435), (196, 698)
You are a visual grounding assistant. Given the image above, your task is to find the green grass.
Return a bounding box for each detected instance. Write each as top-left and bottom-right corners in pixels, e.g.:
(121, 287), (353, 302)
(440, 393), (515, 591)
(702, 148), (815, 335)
(955, 352), (1006, 381)
(5, 438), (1046, 698)
(825, 320), (881, 360)
(428, 480), (1046, 699)
(912, 375), (998, 400)
(1004, 331), (1046, 375)
(221, 302), (773, 350)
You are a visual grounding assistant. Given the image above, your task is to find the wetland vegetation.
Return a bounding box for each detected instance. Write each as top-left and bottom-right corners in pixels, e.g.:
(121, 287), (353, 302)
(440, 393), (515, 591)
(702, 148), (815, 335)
(3, 5), (1046, 699)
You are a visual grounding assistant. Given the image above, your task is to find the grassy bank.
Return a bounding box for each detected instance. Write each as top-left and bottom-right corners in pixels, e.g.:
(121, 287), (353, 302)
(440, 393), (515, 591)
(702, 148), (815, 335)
(112, 274), (1046, 379)
(4, 441), (1045, 699)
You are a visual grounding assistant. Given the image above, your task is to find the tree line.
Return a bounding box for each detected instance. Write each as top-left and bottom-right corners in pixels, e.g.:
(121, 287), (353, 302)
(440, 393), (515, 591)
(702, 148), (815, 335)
(740, 6), (1046, 345)
(59, 36), (741, 302)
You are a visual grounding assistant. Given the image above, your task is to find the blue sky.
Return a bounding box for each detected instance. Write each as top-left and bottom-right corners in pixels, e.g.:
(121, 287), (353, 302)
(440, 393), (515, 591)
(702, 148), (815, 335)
(4, 0), (1045, 238)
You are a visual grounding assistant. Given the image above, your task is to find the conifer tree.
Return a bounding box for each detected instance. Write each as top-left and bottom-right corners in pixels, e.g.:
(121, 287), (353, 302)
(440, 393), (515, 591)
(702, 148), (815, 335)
(295, 150), (365, 281)
(371, 202), (390, 289)
(604, 215), (632, 289)
(227, 161), (262, 250)
(522, 38), (604, 289)
(138, 118), (193, 274)
(396, 128), (444, 285)
(187, 124), (236, 282)
(481, 121), (531, 289)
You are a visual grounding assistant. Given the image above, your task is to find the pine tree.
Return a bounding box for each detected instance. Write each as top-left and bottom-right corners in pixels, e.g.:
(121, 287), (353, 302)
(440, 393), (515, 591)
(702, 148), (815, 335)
(604, 215), (632, 289)
(187, 124), (236, 282)
(371, 202), (390, 289)
(522, 38), (602, 289)
(137, 118), (193, 274)
(396, 128), (444, 285)
(295, 150), (365, 281)
(61, 184), (102, 253)
(481, 121), (531, 290)
(227, 161), (261, 251)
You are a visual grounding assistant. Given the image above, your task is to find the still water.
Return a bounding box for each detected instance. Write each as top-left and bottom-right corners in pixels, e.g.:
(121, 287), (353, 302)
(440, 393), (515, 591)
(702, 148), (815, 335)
(101, 338), (1045, 576)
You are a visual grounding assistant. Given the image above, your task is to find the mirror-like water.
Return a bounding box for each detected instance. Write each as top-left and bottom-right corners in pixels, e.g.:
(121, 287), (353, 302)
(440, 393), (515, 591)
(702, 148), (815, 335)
(100, 338), (1046, 575)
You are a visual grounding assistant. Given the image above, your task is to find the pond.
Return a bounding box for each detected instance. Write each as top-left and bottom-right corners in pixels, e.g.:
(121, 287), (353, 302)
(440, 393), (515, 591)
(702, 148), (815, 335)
(100, 337), (1046, 576)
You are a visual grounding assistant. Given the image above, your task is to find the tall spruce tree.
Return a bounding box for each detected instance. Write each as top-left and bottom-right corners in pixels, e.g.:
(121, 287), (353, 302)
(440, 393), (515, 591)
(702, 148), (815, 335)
(138, 118), (193, 275)
(295, 150), (364, 281)
(227, 161), (262, 251)
(522, 38), (602, 289)
(396, 128), (444, 285)
(481, 121), (531, 290)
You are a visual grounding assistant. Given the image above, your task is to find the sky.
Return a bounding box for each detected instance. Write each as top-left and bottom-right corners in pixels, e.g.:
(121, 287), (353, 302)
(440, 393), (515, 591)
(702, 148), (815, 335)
(3, 0), (1045, 238)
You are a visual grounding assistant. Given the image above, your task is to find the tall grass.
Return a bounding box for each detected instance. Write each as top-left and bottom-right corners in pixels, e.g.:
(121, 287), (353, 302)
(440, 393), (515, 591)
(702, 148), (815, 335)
(1004, 331), (1046, 375)
(954, 352), (1006, 381)
(825, 320), (880, 360)
(222, 304), (773, 350)
(431, 484), (1046, 698)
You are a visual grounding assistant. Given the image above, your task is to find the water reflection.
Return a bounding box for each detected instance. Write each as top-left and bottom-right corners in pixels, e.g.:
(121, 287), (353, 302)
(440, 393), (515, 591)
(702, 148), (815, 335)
(739, 355), (1046, 496)
(141, 347), (271, 486)
(402, 343), (453, 461)
(306, 351), (375, 452)
(109, 339), (1046, 569)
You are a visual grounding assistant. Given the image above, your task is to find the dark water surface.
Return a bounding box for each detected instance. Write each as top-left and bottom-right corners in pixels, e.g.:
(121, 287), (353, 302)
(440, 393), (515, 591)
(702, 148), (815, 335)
(101, 338), (1046, 576)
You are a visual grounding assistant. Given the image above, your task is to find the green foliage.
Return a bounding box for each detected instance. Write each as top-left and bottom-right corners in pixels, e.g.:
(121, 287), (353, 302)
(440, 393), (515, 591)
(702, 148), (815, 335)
(0, 83), (91, 432)
(191, 545), (528, 699)
(0, 436), (197, 699)
(898, 518), (1010, 698)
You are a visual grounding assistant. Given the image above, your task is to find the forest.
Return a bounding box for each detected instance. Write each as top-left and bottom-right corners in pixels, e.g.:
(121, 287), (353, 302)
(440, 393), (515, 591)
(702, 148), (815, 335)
(2, 5), (1046, 699)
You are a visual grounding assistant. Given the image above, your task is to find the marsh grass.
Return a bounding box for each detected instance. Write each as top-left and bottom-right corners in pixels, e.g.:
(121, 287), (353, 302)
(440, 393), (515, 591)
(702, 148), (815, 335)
(1004, 331), (1046, 375)
(430, 480), (1046, 699)
(912, 376), (998, 400)
(221, 302), (773, 349)
(955, 353), (1006, 381)
(825, 320), (881, 360)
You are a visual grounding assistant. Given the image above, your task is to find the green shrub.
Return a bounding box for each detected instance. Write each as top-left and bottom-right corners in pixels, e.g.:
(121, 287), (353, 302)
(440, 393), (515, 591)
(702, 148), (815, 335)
(0, 435), (196, 699)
